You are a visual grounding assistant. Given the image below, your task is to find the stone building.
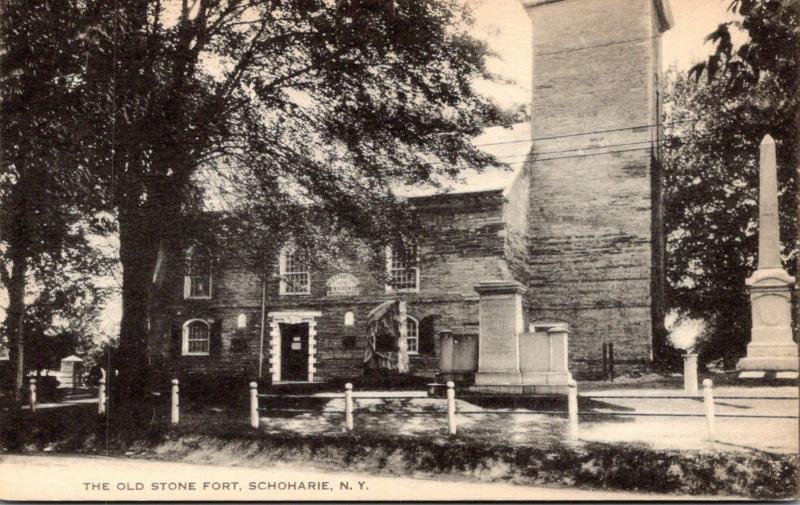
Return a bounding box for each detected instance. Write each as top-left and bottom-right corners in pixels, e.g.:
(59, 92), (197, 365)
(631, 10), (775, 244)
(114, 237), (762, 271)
(146, 0), (672, 382)
(146, 124), (532, 383)
(522, 0), (672, 368)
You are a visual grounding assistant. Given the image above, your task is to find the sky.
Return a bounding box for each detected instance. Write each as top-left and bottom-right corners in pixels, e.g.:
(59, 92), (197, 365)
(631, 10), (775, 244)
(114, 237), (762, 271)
(1, 0), (746, 348)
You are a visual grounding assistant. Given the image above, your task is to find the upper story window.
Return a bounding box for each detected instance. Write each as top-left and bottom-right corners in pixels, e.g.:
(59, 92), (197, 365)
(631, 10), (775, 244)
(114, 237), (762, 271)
(386, 244), (419, 293)
(405, 316), (419, 354)
(184, 245), (212, 299)
(279, 247), (310, 295)
(182, 319), (210, 356)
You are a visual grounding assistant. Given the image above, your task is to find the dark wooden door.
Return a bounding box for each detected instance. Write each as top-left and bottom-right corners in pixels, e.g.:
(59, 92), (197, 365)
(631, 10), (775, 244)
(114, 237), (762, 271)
(280, 323), (309, 381)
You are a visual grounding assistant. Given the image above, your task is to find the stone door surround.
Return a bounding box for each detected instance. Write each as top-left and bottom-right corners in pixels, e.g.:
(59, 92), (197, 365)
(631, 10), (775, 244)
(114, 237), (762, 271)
(268, 311), (321, 382)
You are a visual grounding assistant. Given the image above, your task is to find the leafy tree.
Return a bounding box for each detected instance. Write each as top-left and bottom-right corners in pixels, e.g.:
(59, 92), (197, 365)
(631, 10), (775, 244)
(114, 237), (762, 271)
(18, 273), (111, 373)
(665, 0), (798, 366)
(65, 0), (504, 400)
(0, 0), (114, 399)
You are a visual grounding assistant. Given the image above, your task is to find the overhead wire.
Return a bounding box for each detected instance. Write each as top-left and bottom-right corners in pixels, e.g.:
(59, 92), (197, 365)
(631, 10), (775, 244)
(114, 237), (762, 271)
(472, 118), (695, 149)
(537, 34), (661, 57)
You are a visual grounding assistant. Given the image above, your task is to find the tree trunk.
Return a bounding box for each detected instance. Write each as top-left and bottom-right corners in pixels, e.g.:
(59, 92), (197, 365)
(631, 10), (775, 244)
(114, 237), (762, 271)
(6, 251), (27, 402)
(793, 1), (800, 345)
(114, 204), (160, 403)
(5, 165), (30, 403)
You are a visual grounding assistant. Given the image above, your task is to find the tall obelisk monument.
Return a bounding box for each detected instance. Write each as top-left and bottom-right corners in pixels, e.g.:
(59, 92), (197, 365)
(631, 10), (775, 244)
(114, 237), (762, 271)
(738, 135), (798, 371)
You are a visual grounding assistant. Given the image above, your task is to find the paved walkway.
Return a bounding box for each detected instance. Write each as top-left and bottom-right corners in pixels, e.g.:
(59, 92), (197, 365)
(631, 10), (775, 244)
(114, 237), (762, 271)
(0, 454), (738, 501)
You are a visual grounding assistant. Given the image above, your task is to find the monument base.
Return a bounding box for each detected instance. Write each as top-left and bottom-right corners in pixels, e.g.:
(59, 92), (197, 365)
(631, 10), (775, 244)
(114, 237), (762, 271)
(520, 371), (572, 386)
(737, 356), (798, 371)
(468, 384), (569, 395)
(737, 340), (798, 371)
(474, 371), (522, 386)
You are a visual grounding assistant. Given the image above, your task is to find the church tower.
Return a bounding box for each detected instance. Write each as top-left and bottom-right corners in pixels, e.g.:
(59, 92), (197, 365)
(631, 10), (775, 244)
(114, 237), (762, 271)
(520, 0), (673, 372)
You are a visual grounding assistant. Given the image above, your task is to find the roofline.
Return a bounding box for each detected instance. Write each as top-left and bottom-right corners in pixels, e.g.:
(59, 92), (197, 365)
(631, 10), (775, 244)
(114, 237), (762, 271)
(521, 0), (673, 32)
(655, 0), (673, 32)
(405, 187), (506, 201)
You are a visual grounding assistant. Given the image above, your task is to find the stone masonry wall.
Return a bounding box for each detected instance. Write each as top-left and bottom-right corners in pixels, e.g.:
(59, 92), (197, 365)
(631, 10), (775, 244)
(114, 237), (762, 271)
(147, 189), (526, 382)
(524, 0), (665, 374)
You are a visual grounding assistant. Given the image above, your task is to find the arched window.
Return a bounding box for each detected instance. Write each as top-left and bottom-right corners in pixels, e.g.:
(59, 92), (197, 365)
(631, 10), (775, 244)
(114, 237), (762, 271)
(182, 319), (210, 356)
(236, 313), (247, 329)
(184, 245), (212, 299)
(406, 316), (419, 354)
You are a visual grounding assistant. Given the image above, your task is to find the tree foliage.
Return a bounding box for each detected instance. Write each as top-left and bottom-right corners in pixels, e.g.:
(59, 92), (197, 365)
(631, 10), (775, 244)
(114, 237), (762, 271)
(1, 0), (115, 398)
(665, 0), (798, 365)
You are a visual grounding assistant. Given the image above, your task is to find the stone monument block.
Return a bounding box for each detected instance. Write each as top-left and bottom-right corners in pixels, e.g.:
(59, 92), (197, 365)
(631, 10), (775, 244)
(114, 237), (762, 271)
(437, 330), (479, 384)
(472, 280), (526, 388)
(519, 323), (573, 394)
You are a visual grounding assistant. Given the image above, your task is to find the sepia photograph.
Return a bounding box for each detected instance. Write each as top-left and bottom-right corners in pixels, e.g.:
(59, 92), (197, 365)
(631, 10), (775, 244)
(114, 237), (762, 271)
(0, 0), (798, 501)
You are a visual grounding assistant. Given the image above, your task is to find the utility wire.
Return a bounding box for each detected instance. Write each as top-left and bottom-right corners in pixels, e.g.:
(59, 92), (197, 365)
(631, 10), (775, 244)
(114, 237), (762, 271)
(419, 139), (678, 168)
(537, 34), (660, 57)
(527, 138), (671, 159)
(472, 118), (694, 148)
(535, 144), (658, 162)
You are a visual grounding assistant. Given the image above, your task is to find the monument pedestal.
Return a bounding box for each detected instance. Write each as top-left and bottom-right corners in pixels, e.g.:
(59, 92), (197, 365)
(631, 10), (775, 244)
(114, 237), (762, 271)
(738, 269), (798, 371)
(471, 280), (525, 393)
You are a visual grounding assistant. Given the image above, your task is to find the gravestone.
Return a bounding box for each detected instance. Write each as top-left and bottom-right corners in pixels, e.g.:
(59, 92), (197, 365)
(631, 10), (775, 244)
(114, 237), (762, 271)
(438, 330), (478, 384)
(738, 135), (798, 372)
(472, 280), (526, 390)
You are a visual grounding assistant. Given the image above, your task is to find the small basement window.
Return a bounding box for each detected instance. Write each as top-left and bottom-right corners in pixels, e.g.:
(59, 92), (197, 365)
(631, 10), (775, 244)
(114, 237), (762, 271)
(230, 337), (249, 353)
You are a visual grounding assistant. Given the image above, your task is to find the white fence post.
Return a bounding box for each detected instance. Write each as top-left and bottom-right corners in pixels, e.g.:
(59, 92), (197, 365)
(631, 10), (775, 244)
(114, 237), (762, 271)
(345, 383), (354, 431)
(684, 353), (699, 396)
(170, 379), (180, 425)
(567, 379), (579, 441)
(98, 378), (106, 415)
(703, 379), (716, 441)
(446, 381), (457, 435)
(29, 378), (37, 412)
(249, 382), (259, 428)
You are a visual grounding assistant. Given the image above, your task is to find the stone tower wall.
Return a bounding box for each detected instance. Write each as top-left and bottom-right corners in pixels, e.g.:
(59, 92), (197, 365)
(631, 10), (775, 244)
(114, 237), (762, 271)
(522, 0), (668, 374)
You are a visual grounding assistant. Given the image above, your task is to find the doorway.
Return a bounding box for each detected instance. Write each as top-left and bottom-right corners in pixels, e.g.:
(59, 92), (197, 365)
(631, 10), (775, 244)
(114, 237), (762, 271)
(280, 323), (309, 381)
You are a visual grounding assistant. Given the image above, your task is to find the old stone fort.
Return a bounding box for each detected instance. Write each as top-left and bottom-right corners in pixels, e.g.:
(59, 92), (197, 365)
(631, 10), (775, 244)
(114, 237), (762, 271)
(148, 0), (673, 383)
